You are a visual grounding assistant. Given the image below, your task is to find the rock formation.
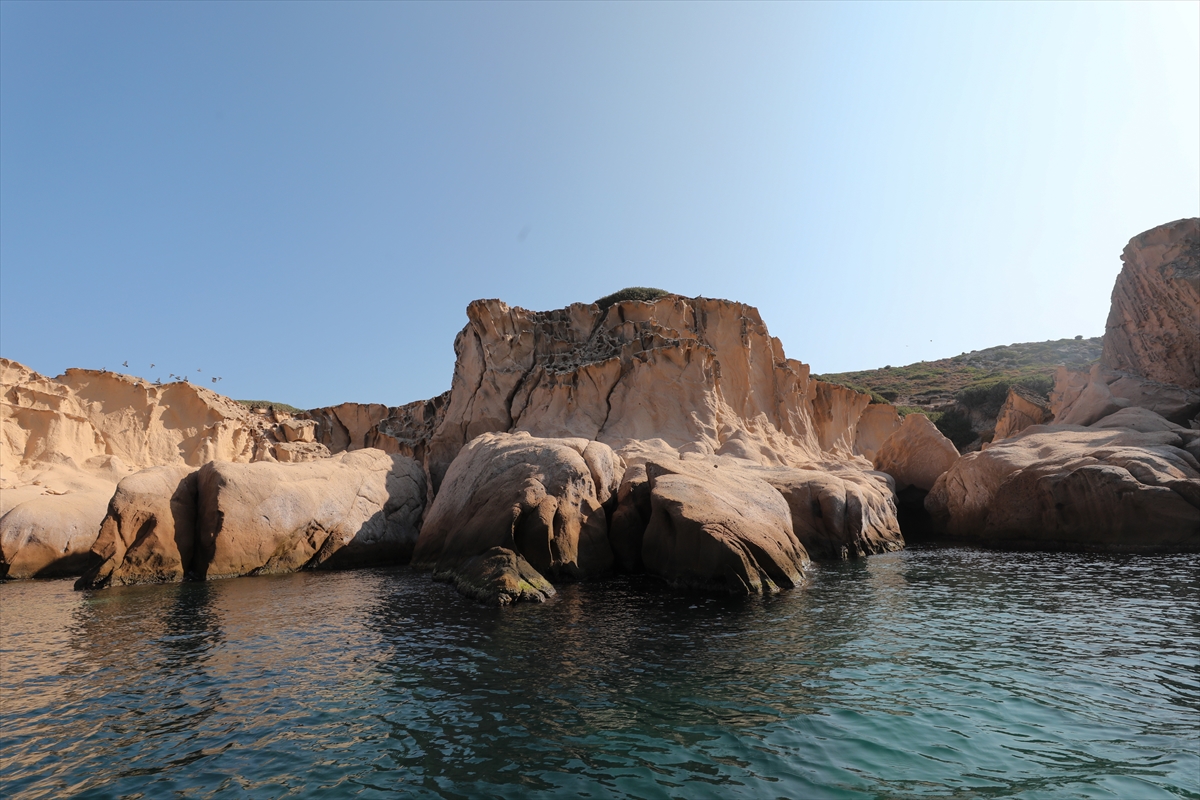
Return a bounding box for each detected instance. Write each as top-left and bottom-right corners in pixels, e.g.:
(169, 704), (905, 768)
(873, 414), (959, 492)
(413, 433), (618, 597)
(1102, 217), (1199, 390)
(929, 219), (1200, 549)
(0, 361), (337, 578)
(926, 419), (1200, 551)
(992, 385), (1052, 442)
(195, 450), (425, 579)
(75, 465), (198, 588)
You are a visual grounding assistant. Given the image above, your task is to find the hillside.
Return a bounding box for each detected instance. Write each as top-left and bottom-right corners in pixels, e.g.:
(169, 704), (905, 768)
(816, 336), (1103, 449)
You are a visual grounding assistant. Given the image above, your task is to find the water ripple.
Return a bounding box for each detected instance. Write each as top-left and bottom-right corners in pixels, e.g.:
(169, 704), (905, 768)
(1, 548), (1198, 799)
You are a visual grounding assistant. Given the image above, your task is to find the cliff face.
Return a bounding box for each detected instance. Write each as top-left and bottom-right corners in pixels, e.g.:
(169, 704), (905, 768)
(314, 296), (882, 489)
(1102, 218), (1200, 390)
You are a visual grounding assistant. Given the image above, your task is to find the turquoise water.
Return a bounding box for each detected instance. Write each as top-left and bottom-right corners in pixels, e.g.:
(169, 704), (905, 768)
(2, 547), (1198, 799)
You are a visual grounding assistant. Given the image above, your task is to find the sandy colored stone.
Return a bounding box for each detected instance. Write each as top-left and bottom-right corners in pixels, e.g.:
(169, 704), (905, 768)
(873, 414), (959, 492)
(753, 466), (903, 561)
(639, 455), (809, 594)
(278, 419), (317, 443)
(993, 385), (1052, 442)
(0, 457), (131, 579)
(421, 297), (882, 489)
(1102, 218), (1199, 390)
(926, 420), (1200, 551)
(195, 449), (425, 579)
(853, 404), (902, 463)
(412, 432), (618, 587)
(75, 465), (198, 589)
(272, 441), (332, 463)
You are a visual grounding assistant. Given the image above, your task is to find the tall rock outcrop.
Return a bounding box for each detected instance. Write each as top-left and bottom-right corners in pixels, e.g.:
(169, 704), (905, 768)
(1102, 218), (1199, 391)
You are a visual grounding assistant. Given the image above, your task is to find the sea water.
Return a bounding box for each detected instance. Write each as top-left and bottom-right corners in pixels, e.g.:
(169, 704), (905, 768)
(2, 546), (1198, 799)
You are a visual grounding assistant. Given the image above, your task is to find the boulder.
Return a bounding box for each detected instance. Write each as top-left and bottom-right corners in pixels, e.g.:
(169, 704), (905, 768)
(1102, 218), (1199, 390)
(638, 456), (810, 594)
(754, 466), (903, 560)
(195, 449), (425, 579)
(853, 404), (902, 463)
(993, 385), (1052, 442)
(412, 433), (619, 595)
(0, 457), (131, 579)
(272, 441), (332, 463)
(75, 465), (198, 589)
(436, 546), (556, 605)
(926, 421), (1200, 551)
(873, 414), (959, 492)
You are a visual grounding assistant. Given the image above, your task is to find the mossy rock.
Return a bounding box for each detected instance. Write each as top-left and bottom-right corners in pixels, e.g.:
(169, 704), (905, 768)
(595, 287), (671, 311)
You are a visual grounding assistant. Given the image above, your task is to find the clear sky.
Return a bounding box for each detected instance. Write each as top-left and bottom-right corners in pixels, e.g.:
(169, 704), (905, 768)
(2, 1), (1197, 409)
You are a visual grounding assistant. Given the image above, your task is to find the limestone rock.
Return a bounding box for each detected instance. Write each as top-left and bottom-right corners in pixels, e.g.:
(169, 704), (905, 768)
(272, 441), (332, 463)
(75, 466), (198, 589)
(993, 385), (1052, 442)
(195, 449), (425, 579)
(1, 360), (278, 473)
(1102, 218), (1199, 390)
(926, 421), (1200, 551)
(873, 414), (959, 492)
(412, 433), (618, 590)
(435, 546), (557, 605)
(639, 456), (810, 594)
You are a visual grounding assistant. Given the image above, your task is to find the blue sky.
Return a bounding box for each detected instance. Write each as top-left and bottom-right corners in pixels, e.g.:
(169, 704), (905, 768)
(2, 1), (1197, 408)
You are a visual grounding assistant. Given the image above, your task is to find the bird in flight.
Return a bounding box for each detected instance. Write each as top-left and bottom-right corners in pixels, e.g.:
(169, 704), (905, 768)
(150, 363), (155, 368)
(122, 361), (128, 367)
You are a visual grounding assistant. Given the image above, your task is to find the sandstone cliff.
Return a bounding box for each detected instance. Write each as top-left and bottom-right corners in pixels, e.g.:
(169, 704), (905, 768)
(0, 361), (328, 578)
(1102, 218), (1199, 391)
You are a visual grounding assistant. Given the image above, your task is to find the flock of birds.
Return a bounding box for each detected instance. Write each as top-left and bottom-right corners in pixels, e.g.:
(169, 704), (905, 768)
(106, 361), (223, 387)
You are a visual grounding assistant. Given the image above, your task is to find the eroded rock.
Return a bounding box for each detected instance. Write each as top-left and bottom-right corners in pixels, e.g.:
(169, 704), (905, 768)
(75, 465), (198, 589)
(195, 449), (425, 579)
(412, 433), (619, 596)
(926, 420), (1200, 551)
(873, 414), (959, 492)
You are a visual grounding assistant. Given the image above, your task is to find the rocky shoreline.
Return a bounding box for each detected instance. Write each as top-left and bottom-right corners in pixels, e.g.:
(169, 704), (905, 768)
(3, 219), (1197, 603)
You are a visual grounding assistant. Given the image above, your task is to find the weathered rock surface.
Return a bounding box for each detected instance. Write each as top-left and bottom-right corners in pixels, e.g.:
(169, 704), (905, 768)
(635, 456), (810, 594)
(1102, 218), (1199, 390)
(926, 419), (1200, 551)
(853, 404), (902, 463)
(1051, 364), (1199, 427)
(412, 433), (619, 599)
(436, 546), (557, 605)
(873, 414), (959, 492)
(75, 465), (198, 589)
(421, 297), (883, 490)
(195, 449), (425, 579)
(993, 385), (1052, 442)
(0, 458), (128, 579)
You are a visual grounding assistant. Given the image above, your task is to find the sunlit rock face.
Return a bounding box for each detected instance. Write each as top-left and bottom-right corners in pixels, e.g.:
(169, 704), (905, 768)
(1102, 217), (1199, 391)
(421, 295), (880, 489)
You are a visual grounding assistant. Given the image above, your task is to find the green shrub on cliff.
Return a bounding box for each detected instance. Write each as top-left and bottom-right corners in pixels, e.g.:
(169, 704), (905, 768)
(595, 287), (670, 311)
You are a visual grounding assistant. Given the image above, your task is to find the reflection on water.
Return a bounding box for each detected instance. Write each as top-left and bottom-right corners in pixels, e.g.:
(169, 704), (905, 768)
(2, 548), (1198, 799)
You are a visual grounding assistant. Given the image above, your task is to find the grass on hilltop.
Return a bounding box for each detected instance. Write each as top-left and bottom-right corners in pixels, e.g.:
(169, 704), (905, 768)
(236, 399), (305, 414)
(595, 287), (671, 311)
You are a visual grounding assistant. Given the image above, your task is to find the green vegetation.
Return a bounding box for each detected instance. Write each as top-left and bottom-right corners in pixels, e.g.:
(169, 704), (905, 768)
(815, 337), (1100, 412)
(236, 399), (305, 414)
(595, 287), (671, 311)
